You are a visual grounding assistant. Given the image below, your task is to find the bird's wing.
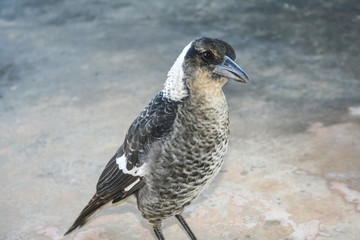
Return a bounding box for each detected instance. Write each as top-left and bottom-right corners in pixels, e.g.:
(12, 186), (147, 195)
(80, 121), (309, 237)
(65, 92), (180, 235)
(96, 91), (180, 200)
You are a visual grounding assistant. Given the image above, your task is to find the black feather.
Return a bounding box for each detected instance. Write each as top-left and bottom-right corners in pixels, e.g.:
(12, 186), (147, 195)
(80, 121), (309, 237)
(65, 92), (180, 235)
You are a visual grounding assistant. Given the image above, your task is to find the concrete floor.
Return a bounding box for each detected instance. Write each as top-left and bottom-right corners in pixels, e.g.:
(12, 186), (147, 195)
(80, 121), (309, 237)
(1, 0), (359, 239)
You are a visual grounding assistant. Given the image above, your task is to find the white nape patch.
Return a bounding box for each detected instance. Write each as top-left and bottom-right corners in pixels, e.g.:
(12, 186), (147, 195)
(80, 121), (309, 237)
(116, 155), (147, 177)
(124, 178), (140, 192)
(162, 41), (193, 101)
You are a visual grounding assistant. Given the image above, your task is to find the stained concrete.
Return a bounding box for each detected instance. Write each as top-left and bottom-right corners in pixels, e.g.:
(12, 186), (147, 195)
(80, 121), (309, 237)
(0, 0), (359, 239)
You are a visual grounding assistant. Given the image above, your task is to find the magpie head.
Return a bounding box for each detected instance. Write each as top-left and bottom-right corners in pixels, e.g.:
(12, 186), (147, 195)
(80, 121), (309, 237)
(185, 38), (248, 83)
(163, 37), (248, 101)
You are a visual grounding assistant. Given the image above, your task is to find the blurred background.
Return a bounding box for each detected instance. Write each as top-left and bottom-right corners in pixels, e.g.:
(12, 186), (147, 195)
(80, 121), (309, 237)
(0, 0), (359, 239)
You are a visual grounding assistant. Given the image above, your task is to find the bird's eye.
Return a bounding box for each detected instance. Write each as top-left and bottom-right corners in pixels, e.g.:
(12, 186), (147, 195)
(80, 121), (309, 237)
(202, 51), (214, 61)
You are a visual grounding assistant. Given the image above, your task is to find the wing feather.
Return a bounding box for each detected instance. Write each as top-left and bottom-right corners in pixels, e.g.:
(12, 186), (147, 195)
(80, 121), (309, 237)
(65, 92), (180, 235)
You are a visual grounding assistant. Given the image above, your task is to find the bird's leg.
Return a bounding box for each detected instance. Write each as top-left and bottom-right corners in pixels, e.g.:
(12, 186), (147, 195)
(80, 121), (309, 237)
(153, 228), (165, 240)
(175, 215), (197, 240)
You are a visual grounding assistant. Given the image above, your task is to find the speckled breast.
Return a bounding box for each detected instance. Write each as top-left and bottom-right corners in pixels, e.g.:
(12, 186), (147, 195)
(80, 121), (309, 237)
(137, 97), (229, 226)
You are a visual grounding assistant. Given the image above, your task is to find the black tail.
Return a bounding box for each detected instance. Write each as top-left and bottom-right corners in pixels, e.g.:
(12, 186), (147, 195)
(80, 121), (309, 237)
(64, 194), (109, 235)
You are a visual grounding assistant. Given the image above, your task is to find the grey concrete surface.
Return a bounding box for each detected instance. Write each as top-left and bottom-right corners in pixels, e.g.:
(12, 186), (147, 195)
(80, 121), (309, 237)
(1, 0), (359, 239)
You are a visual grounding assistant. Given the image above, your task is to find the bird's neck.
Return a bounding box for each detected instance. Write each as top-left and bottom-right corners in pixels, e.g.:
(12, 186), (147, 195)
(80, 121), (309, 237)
(162, 42), (193, 102)
(189, 89), (227, 111)
(180, 88), (229, 135)
(186, 71), (228, 106)
(185, 79), (228, 119)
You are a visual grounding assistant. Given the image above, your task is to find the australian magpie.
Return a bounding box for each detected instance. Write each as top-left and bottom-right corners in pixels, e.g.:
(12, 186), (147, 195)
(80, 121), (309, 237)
(65, 37), (249, 239)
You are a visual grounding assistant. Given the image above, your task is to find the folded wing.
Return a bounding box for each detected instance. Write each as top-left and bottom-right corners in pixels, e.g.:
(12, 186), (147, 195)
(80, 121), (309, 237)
(65, 92), (180, 235)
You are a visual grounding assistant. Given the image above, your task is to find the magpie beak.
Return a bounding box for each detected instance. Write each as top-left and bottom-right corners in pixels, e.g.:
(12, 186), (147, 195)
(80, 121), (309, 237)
(213, 56), (249, 83)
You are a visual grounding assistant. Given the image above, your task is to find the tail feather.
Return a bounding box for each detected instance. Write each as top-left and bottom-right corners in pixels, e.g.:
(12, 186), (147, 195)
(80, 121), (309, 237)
(64, 194), (109, 235)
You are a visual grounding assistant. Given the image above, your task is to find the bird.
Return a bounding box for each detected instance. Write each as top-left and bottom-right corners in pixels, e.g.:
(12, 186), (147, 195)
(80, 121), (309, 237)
(64, 37), (249, 240)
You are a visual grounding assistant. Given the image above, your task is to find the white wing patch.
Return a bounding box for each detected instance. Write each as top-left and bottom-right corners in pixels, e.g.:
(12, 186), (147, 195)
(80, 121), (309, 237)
(162, 41), (193, 101)
(124, 178), (141, 192)
(116, 155), (147, 177)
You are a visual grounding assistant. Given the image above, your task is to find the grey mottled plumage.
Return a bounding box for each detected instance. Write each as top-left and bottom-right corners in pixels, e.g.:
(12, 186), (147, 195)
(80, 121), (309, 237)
(65, 37), (249, 239)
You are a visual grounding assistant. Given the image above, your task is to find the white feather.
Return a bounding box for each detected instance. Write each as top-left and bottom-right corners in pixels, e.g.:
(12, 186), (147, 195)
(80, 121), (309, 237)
(162, 41), (193, 101)
(124, 178), (141, 192)
(116, 155), (147, 177)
